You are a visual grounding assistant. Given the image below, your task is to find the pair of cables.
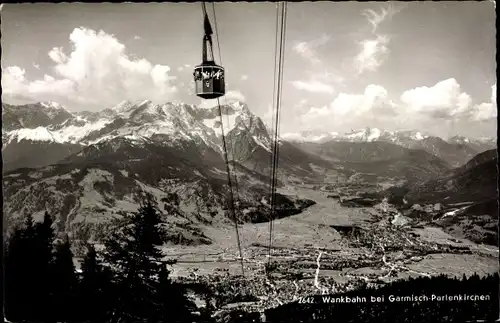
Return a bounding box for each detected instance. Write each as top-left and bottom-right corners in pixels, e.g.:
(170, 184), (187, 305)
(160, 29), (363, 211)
(200, 1), (288, 275)
(267, 1), (288, 266)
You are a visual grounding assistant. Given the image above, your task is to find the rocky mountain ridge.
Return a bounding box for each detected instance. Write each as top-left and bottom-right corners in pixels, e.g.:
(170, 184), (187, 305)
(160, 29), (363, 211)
(2, 100), (320, 244)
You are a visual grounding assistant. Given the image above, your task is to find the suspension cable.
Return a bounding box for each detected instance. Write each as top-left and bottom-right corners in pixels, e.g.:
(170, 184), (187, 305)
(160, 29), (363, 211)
(204, 1), (245, 276)
(268, 1), (287, 265)
(211, 2), (243, 227)
(216, 97), (245, 277)
(267, 2), (281, 264)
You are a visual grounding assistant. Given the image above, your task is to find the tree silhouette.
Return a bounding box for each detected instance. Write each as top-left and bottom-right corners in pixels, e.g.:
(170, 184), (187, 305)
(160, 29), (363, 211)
(4, 215), (36, 321)
(79, 243), (113, 322)
(32, 211), (56, 322)
(4, 212), (57, 322)
(51, 235), (79, 322)
(101, 193), (196, 323)
(155, 265), (198, 323)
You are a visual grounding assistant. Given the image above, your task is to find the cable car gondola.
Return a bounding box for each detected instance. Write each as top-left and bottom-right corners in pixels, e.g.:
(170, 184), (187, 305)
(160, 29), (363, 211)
(194, 8), (225, 99)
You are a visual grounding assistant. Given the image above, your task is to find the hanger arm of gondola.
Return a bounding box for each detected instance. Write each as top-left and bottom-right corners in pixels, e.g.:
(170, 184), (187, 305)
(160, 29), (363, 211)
(194, 2), (224, 100)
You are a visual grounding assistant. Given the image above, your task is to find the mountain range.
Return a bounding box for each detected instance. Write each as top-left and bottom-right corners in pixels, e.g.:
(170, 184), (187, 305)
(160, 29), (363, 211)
(282, 129), (496, 167)
(402, 148), (498, 245)
(2, 99), (497, 244)
(2, 100), (331, 242)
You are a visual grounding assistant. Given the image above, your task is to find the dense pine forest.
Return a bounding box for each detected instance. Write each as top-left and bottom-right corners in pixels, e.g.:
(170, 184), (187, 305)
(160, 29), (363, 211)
(3, 194), (499, 323)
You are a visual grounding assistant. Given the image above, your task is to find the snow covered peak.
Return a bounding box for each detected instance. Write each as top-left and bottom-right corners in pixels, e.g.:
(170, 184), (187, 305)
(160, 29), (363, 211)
(282, 128), (434, 143)
(448, 135), (496, 147)
(344, 127), (383, 142)
(38, 101), (73, 120)
(138, 100), (152, 107)
(110, 100), (161, 119)
(476, 136), (496, 144)
(410, 131), (426, 141)
(8, 127), (62, 144)
(229, 100), (247, 111)
(281, 131), (340, 143)
(112, 100), (136, 113)
(448, 135), (470, 144)
(40, 101), (65, 110)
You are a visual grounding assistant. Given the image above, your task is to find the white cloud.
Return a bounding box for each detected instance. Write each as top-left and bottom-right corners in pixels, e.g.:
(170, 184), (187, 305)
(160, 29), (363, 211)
(241, 74), (248, 81)
(48, 47), (68, 64)
(300, 84), (397, 131)
(330, 84), (393, 117)
(295, 79), (496, 137)
(292, 34), (330, 65)
(470, 102), (497, 121)
(400, 78), (474, 118)
(2, 27), (178, 109)
(4, 66), (26, 82)
(291, 80), (334, 94)
(362, 3), (402, 33)
(133, 35), (142, 40)
(33, 63), (41, 70)
(2, 66), (28, 96)
(354, 35), (390, 74)
(468, 83), (497, 121)
(353, 4), (404, 75)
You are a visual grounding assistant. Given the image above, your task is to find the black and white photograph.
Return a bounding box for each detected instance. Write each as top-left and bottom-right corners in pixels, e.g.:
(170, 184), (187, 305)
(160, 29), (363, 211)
(1, 2), (498, 323)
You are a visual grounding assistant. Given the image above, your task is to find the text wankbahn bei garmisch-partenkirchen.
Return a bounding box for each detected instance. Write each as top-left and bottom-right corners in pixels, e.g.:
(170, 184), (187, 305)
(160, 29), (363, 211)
(315, 294), (491, 304)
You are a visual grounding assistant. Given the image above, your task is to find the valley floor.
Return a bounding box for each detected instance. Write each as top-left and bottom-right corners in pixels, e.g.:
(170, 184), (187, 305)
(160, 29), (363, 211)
(162, 187), (499, 313)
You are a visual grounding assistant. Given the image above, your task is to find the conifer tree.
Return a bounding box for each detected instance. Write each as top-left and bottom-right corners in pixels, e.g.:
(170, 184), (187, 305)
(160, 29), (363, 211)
(32, 211), (56, 322)
(4, 216), (34, 321)
(101, 193), (195, 323)
(80, 243), (112, 322)
(155, 266), (198, 323)
(51, 234), (78, 322)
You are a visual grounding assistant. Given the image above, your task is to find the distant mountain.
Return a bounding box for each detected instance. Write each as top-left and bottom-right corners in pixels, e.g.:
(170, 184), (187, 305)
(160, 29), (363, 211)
(282, 128), (428, 144)
(296, 140), (452, 183)
(283, 127), (495, 167)
(2, 101), (74, 132)
(2, 102), (86, 172)
(405, 149), (498, 205)
(400, 149), (498, 245)
(447, 135), (497, 153)
(281, 131), (340, 144)
(296, 141), (415, 163)
(399, 136), (479, 168)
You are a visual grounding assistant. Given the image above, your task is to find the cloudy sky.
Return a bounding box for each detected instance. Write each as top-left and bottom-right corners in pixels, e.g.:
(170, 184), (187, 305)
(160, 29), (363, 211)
(1, 2), (496, 138)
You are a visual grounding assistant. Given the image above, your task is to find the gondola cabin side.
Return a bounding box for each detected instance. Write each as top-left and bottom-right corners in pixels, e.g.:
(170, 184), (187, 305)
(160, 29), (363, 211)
(194, 62), (225, 99)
